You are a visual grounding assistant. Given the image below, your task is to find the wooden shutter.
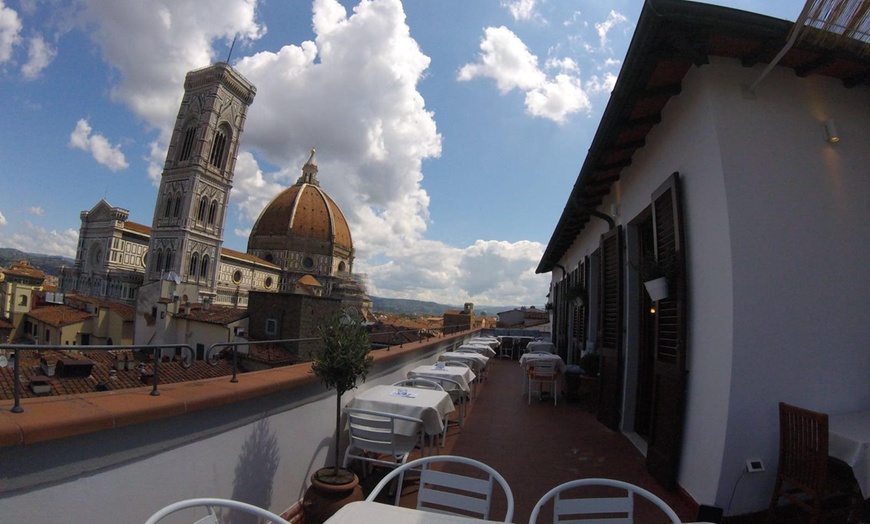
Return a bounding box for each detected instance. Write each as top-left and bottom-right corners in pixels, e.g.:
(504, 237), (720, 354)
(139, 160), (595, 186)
(571, 260), (588, 363)
(597, 226), (623, 430)
(645, 172), (688, 489)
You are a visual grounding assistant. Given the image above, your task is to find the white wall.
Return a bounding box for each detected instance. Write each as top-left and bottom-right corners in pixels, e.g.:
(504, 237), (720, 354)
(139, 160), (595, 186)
(711, 59), (870, 513)
(0, 340), (455, 523)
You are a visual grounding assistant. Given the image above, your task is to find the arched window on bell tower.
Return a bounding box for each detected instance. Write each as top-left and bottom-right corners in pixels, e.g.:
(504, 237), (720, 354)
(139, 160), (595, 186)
(201, 255), (210, 280)
(164, 249), (173, 272)
(207, 199), (218, 226)
(178, 125), (196, 162)
(189, 252), (199, 279)
(208, 124), (232, 169)
(197, 196), (208, 222)
(164, 196), (173, 218)
(173, 192), (182, 217)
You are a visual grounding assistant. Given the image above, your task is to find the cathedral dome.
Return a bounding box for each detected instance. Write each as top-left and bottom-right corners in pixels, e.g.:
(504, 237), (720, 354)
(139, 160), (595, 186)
(247, 150), (352, 260)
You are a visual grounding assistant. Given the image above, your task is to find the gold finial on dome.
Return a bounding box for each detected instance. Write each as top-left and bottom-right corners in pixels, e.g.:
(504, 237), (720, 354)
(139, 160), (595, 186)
(308, 148), (316, 163)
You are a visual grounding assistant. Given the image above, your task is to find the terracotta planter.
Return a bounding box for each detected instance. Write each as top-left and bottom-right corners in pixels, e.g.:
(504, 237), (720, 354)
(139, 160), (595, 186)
(301, 468), (363, 524)
(643, 276), (669, 301)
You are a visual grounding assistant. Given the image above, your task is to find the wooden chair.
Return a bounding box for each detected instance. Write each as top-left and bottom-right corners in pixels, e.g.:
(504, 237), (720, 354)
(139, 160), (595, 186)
(528, 478), (680, 523)
(366, 455), (515, 523)
(144, 497), (290, 524)
(766, 402), (862, 524)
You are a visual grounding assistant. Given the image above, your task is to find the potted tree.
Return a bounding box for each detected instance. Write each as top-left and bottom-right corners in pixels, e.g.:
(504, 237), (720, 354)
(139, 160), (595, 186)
(302, 313), (374, 524)
(631, 251), (674, 301)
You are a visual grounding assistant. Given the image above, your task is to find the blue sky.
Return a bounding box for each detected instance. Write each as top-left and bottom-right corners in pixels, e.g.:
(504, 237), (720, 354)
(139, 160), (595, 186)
(0, 0), (805, 307)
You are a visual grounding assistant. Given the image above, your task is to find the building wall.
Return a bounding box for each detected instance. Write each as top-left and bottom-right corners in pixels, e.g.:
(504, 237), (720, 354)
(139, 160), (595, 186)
(549, 56), (870, 513)
(248, 292), (343, 361)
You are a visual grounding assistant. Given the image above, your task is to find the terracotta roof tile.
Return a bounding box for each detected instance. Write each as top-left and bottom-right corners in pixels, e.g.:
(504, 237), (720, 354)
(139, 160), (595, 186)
(26, 305), (94, 327)
(65, 294), (135, 321)
(174, 304), (248, 325)
(219, 247), (279, 268)
(0, 349), (239, 400)
(124, 221), (151, 235)
(2, 260), (46, 280)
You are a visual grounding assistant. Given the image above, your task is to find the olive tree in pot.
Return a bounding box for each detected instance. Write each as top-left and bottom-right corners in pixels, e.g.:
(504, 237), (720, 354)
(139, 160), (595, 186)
(302, 313), (374, 524)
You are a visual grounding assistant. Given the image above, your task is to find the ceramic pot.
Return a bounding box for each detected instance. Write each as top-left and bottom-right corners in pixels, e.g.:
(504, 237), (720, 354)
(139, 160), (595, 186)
(301, 467), (364, 524)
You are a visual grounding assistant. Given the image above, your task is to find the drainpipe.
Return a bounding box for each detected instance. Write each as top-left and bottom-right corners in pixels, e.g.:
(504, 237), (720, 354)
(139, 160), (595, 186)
(747, 3), (812, 93)
(588, 209), (615, 230)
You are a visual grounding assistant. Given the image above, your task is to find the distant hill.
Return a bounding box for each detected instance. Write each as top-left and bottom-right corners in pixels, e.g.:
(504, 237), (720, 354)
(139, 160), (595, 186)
(0, 248), (74, 277)
(369, 296), (519, 317)
(0, 247), (527, 315)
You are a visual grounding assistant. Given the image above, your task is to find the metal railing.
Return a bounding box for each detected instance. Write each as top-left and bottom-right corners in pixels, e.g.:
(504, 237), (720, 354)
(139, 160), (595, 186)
(1, 325), (477, 414)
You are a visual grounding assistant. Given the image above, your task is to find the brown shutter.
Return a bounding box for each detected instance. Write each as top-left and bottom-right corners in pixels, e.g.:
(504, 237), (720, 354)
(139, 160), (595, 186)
(645, 172), (688, 489)
(597, 226), (623, 430)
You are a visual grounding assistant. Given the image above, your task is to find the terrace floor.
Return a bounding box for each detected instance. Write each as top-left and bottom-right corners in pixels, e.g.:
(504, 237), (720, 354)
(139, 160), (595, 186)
(356, 356), (705, 523)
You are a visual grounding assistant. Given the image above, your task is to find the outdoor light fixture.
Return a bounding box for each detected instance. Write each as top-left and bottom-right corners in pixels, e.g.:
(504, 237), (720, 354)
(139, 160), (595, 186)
(825, 119), (839, 143)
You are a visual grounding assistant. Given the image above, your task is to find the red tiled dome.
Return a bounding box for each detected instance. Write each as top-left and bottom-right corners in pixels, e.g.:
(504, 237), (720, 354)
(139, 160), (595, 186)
(247, 150), (352, 256)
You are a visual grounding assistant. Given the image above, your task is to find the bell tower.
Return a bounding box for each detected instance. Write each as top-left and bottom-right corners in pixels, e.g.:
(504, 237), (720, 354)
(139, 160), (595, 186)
(146, 62), (256, 300)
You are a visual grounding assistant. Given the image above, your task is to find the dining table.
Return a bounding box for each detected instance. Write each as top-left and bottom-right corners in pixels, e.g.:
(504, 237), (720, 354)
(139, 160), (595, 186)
(458, 344), (497, 358)
(323, 500), (506, 523)
(408, 363), (476, 394)
(467, 337), (499, 350)
(829, 409), (870, 498)
(348, 385), (454, 438)
(438, 352), (490, 376)
(525, 341), (556, 354)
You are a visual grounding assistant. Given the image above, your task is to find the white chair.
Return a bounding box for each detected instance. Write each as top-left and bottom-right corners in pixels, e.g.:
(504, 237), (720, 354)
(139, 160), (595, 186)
(366, 455), (515, 523)
(144, 497), (291, 524)
(528, 478), (681, 523)
(528, 360), (558, 405)
(409, 373), (468, 443)
(342, 408), (425, 503)
(393, 377), (444, 391)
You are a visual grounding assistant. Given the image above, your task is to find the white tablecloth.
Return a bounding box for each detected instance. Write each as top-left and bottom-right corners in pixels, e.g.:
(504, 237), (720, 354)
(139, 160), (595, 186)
(458, 344), (497, 358)
(468, 337), (499, 350)
(408, 364), (476, 393)
(349, 385), (454, 436)
(519, 352), (566, 372)
(525, 341), (555, 354)
(324, 501), (502, 523)
(438, 352), (489, 374)
(829, 409), (870, 496)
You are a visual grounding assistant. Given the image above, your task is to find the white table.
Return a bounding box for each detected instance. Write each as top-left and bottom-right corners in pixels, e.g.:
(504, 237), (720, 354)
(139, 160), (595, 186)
(349, 385), (454, 437)
(408, 364), (476, 393)
(829, 409), (870, 497)
(438, 352), (489, 375)
(525, 341), (556, 354)
(458, 344), (497, 358)
(468, 337), (499, 350)
(324, 501), (503, 523)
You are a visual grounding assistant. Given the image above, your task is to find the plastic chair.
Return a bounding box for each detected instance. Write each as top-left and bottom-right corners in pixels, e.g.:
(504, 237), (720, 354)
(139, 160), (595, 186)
(144, 497), (291, 524)
(528, 478), (680, 523)
(393, 377), (444, 391)
(766, 402), (862, 524)
(528, 360), (558, 405)
(342, 408), (425, 504)
(409, 373), (468, 444)
(366, 455), (515, 523)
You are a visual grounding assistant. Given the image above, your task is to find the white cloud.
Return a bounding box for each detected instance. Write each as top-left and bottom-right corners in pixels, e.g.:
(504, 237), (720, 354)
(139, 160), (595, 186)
(82, 0), (265, 139)
(501, 0), (542, 23)
(69, 118), (129, 171)
(0, 0), (22, 63)
(21, 35), (56, 78)
(458, 26), (591, 123)
(0, 221), (78, 258)
(595, 10), (628, 50)
(0, 210), (6, 226)
(28, 206), (44, 217)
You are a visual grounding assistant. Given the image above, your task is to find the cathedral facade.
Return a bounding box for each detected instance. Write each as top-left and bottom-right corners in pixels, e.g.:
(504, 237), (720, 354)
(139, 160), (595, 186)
(59, 62), (371, 347)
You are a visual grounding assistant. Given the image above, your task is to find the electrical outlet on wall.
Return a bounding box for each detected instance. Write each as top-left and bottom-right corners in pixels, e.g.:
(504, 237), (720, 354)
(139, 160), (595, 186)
(745, 459), (765, 473)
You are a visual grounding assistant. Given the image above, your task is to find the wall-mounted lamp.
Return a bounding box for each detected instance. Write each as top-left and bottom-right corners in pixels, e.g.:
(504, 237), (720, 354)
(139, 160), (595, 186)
(825, 119), (839, 143)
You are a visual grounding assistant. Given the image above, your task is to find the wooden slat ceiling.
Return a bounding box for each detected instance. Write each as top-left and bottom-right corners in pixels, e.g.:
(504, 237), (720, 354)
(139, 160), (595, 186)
(537, 0), (870, 274)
